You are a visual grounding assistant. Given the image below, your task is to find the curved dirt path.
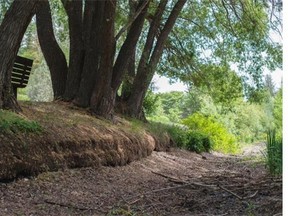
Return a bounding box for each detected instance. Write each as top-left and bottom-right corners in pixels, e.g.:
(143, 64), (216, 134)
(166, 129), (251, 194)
(0, 147), (282, 215)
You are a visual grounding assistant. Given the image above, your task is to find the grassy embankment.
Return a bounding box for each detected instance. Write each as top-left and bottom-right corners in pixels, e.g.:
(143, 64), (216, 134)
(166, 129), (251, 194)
(0, 101), (170, 181)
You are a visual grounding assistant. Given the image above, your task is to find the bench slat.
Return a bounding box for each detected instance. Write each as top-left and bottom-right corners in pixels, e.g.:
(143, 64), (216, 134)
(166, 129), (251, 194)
(12, 68), (31, 76)
(11, 77), (29, 83)
(13, 64), (32, 72)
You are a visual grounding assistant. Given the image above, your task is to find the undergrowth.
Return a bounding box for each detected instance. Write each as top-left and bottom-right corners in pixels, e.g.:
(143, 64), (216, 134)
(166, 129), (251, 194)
(265, 130), (282, 175)
(147, 122), (212, 153)
(182, 113), (239, 154)
(0, 110), (42, 133)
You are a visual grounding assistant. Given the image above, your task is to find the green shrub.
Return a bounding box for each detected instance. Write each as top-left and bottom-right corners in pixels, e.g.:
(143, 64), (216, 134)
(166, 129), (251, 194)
(165, 125), (188, 148)
(0, 110), (42, 133)
(265, 130), (282, 175)
(182, 113), (238, 154)
(186, 130), (212, 153)
(143, 90), (159, 116)
(147, 122), (212, 153)
(147, 122), (187, 148)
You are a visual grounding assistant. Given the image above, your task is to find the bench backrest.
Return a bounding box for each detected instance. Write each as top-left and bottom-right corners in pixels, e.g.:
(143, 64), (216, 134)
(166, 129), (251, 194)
(11, 56), (33, 98)
(11, 56), (33, 88)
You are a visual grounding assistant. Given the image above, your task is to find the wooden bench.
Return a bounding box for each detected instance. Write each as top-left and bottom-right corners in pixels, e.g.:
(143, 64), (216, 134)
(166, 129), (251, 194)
(11, 56), (33, 99)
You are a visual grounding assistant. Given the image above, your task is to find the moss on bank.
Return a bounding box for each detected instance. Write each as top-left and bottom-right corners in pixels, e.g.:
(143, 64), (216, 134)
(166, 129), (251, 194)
(0, 101), (170, 181)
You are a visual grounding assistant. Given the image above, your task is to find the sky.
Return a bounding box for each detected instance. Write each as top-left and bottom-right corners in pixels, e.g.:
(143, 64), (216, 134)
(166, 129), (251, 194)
(152, 74), (187, 93)
(153, 68), (283, 93)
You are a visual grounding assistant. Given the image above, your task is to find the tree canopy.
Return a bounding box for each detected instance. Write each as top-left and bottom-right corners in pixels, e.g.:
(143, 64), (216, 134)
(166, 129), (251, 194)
(0, 0), (282, 120)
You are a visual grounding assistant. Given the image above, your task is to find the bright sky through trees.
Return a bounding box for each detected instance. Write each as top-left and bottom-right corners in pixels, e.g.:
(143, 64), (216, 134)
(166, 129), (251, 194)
(154, 67), (282, 93)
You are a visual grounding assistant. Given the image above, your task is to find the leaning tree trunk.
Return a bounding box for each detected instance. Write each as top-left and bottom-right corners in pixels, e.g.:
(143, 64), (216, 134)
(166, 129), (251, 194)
(118, 0), (149, 109)
(123, 0), (168, 117)
(0, 0), (40, 111)
(36, 0), (68, 99)
(111, 0), (150, 92)
(127, 0), (187, 118)
(62, 0), (85, 101)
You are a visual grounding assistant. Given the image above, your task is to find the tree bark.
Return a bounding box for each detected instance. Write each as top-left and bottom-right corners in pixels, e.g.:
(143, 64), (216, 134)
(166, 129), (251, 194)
(0, 0), (40, 110)
(62, 0), (85, 101)
(124, 0), (168, 116)
(127, 0), (187, 118)
(36, 0), (68, 99)
(73, 1), (105, 107)
(111, 0), (150, 92)
(90, 0), (117, 117)
(119, 0), (141, 101)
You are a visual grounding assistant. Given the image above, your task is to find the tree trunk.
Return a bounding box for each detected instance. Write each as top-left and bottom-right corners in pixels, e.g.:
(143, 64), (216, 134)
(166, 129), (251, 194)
(0, 0), (40, 110)
(127, 0), (187, 118)
(73, 1), (105, 107)
(90, 0), (117, 117)
(124, 0), (168, 117)
(36, 0), (68, 99)
(120, 50), (136, 101)
(62, 0), (85, 101)
(119, 0), (142, 101)
(111, 0), (150, 92)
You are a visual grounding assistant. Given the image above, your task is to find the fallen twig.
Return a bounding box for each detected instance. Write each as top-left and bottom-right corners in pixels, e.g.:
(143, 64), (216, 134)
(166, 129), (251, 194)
(218, 185), (243, 200)
(151, 171), (259, 201)
(41, 199), (99, 211)
(243, 190), (258, 199)
(151, 171), (217, 188)
(218, 185), (258, 200)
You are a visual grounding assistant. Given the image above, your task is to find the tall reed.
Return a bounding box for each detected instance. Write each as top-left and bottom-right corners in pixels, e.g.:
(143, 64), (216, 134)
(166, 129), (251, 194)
(266, 130), (282, 175)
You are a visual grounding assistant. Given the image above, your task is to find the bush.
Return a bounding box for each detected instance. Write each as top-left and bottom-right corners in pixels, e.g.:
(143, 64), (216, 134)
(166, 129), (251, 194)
(165, 125), (188, 148)
(186, 131), (212, 153)
(182, 113), (238, 154)
(143, 90), (159, 116)
(147, 122), (212, 153)
(147, 122), (187, 148)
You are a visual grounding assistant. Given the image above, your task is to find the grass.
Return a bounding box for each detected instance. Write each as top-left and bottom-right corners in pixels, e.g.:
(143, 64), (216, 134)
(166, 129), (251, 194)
(0, 110), (42, 133)
(265, 130), (282, 175)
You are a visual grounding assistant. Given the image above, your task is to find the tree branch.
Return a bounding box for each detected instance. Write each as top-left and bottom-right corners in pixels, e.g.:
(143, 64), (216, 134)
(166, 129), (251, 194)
(115, 0), (150, 41)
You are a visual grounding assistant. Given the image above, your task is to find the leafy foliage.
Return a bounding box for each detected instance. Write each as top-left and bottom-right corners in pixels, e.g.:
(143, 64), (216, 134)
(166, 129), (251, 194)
(158, 0), (282, 96)
(143, 90), (159, 116)
(186, 130), (212, 153)
(273, 87), (282, 133)
(27, 61), (54, 102)
(182, 113), (238, 154)
(232, 102), (269, 143)
(163, 124), (188, 148)
(17, 88), (30, 101)
(147, 122), (211, 153)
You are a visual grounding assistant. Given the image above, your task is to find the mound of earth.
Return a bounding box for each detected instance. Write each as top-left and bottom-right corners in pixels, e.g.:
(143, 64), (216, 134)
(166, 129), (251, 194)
(0, 101), (170, 181)
(0, 148), (282, 215)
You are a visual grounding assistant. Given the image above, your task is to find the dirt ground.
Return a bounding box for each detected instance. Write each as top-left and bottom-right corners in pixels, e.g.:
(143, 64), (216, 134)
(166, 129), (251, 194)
(0, 144), (282, 216)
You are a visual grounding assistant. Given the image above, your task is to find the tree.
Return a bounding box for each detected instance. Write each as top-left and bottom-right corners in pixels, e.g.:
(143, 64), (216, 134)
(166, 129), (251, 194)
(36, 0), (68, 98)
(157, 0), (282, 100)
(123, 0), (187, 118)
(0, 0), (41, 110)
(0, 0), (281, 123)
(33, 0), (186, 119)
